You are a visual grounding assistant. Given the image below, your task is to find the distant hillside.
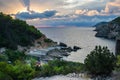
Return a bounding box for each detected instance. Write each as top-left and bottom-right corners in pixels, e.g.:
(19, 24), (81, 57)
(93, 22), (108, 28)
(111, 17), (120, 25)
(94, 17), (120, 39)
(0, 12), (54, 50)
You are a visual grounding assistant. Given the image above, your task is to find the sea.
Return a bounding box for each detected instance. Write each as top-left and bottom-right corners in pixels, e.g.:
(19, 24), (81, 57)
(34, 27), (116, 80)
(39, 27), (115, 63)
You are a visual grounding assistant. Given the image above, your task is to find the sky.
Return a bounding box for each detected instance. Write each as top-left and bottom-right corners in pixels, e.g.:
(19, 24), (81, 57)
(0, 0), (120, 27)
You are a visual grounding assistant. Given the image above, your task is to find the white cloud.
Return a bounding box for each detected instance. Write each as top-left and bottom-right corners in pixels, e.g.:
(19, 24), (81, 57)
(104, 0), (120, 14)
(75, 9), (87, 15)
(87, 10), (99, 16)
(75, 0), (120, 16)
(75, 9), (99, 16)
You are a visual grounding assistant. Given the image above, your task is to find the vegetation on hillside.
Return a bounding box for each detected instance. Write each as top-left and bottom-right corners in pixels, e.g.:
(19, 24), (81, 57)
(1, 46), (119, 80)
(84, 46), (116, 76)
(0, 12), (120, 79)
(111, 17), (120, 24)
(0, 49), (84, 79)
(0, 61), (36, 80)
(39, 60), (84, 77)
(116, 55), (120, 71)
(0, 12), (43, 49)
(0, 49), (37, 80)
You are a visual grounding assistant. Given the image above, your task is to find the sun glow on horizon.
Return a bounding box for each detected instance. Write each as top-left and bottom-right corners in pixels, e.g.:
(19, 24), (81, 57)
(19, 8), (29, 13)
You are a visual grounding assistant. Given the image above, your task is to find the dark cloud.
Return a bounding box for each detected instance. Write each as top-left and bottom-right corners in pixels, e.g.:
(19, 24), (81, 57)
(76, 2), (105, 11)
(20, 0), (30, 7)
(20, 0), (30, 11)
(15, 10), (57, 20)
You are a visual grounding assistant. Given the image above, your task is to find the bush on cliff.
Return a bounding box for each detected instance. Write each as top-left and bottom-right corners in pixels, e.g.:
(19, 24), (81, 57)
(84, 46), (116, 76)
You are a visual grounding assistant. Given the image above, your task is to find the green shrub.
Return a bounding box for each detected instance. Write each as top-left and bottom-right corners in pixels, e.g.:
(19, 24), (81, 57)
(0, 62), (13, 80)
(84, 46), (116, 76)
(116, 55), (120, 71)
(0, 54), (8, 62)
(0, 61), (36, 80)
(39, 60), (84, 77)
(12, 60), (36, 80)
(4, 49), (26, 63)
(44, 39), (53, 43)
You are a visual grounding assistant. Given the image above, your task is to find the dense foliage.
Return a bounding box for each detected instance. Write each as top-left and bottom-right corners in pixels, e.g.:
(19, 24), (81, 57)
(0, 49), (84, 79)
(0, 12), (43, 49)
(4, 49), (26, 63)
(116, 55), (120, 71)
(0, 50), (37, 80)
(38, 60), (84, 77)
(84, 46), (116, 76)
(0, 61), (36, 80)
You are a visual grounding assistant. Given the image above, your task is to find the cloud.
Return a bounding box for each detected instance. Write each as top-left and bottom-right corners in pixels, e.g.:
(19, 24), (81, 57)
(75, 9), (99, 16)
(104, 0), (120, 15)
(15, 10), (57, 20)
(86, 10), (99, 16)
(20, 0), (30, 7)
(19, 0), (30, 11)
(75, 0), (120, 16)
(27, 14), (117, 27)
(75, 10), (87, 15)
(1, 0), (119, 27)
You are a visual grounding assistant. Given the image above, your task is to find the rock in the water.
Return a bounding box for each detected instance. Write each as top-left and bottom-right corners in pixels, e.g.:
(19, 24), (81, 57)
(60, 47), (73, 53)
(59, 42), (67, 47)
(73, 46), (81, 51)
(46, 48), (69, 58)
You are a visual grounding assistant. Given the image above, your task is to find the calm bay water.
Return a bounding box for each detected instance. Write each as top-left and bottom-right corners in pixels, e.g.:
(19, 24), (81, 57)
(39, 27), (115, 63)
(35, 27), (116, 80)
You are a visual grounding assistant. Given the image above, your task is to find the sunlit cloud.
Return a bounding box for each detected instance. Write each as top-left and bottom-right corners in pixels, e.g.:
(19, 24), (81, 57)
(104, 0), (120, 15)
(0, 0), (120, 27)
(75, 9), (99, 16)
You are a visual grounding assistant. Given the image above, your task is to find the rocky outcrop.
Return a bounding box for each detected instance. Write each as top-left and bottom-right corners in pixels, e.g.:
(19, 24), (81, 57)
(47, 48), (69, 58)
(94, 17), (120, 39)
(73, 46), (81, 51)
(58, 42), (81, 52)
(59, 42), (67, 47)
(28, 42), (81, 62)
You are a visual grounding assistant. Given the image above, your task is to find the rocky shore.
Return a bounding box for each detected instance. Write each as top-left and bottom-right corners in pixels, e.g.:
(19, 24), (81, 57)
(27, 42), (81, 63)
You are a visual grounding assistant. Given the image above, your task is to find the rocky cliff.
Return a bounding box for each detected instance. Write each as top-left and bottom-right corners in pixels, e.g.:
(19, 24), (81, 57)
(94, 17), (120, 39)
